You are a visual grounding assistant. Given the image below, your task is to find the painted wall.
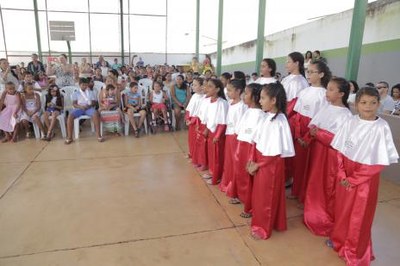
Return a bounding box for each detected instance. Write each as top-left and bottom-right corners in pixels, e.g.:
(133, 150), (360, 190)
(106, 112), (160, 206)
(211, 0), (400, 86)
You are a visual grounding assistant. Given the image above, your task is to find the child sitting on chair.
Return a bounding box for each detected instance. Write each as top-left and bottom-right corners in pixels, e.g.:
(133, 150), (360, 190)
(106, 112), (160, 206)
(99, 84), (122, 135)
(149, 81), (169, 132)
(124, 82), (147, 137)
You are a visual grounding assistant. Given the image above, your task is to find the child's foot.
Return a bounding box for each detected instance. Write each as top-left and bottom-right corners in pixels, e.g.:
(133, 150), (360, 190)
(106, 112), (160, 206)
(135, 129), (140, 138)
(26, 132), (32, 138)
(41, 133), (47, 140)
(97, 137), (105, 143)
(229, 198), (241, 205)
(206, 179), (220, 185)
(1, 137), (9, 143)
(251, 232), (262, 240)
(197, 165), (208, 171)
(64, 138), (73, 145)
(164, 125), (169, 132)
(240, 212), (252, 218)
(202, 173), (212, 179)
(326, 239), (334, 248)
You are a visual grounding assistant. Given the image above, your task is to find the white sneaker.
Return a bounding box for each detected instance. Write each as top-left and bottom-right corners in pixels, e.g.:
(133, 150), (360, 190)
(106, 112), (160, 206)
(202, 174), (212, 179)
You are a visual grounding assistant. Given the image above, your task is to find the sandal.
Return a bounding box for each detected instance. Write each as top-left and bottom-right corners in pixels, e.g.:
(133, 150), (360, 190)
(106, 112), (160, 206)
(229, 198), (241, 205)
(164, 125), (170, 132)
(64, 138), (73, 145)
(97, 137), (105, 143)
(135, 129), (140, 138)
(240, 212), (252, 218)
(202, 173), (212, 179)
(326, 239), (334, 248)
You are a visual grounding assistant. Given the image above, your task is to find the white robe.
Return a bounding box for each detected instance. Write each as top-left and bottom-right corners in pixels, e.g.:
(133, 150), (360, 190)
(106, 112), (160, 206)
(205, 98), (229, 133)
(309, 104), (352, 134)
(331, 115), (399, 165)
(226, 100), (248, 135)
(293, 86), (328, 119)
(255, 77), (276, 85)
(253, 112), (295, 157)
(185, 93), (203, 117)
(235, 108), (265, 143)
(281, 74), (309, 101)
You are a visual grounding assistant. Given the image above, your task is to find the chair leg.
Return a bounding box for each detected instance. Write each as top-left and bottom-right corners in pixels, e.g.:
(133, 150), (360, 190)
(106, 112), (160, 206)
(144, 117), (148, 134)
(33, 123), (41, 139)
(74, 119), (80, 139)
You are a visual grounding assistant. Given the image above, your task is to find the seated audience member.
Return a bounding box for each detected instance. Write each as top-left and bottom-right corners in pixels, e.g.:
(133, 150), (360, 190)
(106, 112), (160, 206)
(65, 78), (103, 144)
(390, 83), (400, 115)
(18, 71), (42, 92)
(376, 81), (395, 115)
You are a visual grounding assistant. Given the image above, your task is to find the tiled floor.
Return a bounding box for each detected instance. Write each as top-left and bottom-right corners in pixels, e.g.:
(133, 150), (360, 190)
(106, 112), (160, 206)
(0, 130), (399, 266)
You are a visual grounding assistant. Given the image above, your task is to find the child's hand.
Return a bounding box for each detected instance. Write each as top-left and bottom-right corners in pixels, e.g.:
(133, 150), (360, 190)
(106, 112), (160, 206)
(186, 120), (191, 126)
(13, 113), (18, 118)
(212, 137), (219, 143)
(340, 178), (351, 189)
(202, 128), (208, 137)
(297, 138), (308, 148)
(246, 161), (259, 176)
(310, 126), (318, 137)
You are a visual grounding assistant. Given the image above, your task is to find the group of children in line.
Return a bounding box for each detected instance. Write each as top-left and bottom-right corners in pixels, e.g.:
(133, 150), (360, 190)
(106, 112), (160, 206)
(184, 53), (398, 266)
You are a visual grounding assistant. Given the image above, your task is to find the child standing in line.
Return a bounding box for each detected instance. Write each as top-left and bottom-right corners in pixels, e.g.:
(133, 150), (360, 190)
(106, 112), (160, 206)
(194, 84), (211, 172)
(185, 77), (204, 160)
(227, 83), (263, 218)
(328, 87), (398, 266)
(247, 82), (294, 240)
(219, 79), (247, 193)
(281, 52), (309, 118)
(303, 77), (352, 236)
(255, 58), (277, 85)
(0, 82), (21, 142)
(43, 84), (63, 141)
(290, 61), (331, 203)
(201, 79), (228, 185)
(20, 82), (46, 139)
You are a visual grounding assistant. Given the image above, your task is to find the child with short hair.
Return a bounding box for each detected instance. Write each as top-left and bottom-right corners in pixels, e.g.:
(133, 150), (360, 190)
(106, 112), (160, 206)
(124, 81), (147, 137)
(0, 82), (21, 142)
(227, 83), (263, 218)
(20, 82), (46, 139)
(328, 87), (398, 266)
(150, 81), (169, 132)
(247, 82), (294, 240)
(303, 77), (353, 236)
(43, 84), (63, 141)
(219, 79), (247, 193)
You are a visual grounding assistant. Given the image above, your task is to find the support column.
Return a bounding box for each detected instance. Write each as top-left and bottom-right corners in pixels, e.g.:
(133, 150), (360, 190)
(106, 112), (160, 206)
(345, 0), (368, 81)
(120, 0), (125, 65)
(195, 0), (200, 60)
(216, 0), (223, 76)
(255, 0), (266, 75)
(87, 0), (93, 63)
(33, 0), (43, 62)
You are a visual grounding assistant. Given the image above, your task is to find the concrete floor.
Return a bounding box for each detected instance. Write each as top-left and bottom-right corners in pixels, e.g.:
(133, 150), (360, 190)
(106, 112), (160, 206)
(0, 130), (399, 266)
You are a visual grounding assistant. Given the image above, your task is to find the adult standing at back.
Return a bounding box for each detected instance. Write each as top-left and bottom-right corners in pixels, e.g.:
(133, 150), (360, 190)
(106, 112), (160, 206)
(0, 58), (19, 89)
(170, 74), (191, 130)
(95, 55), (110, 69)
(27, 53), (45, 76)
(313, 50), (327, 64)
(46, 54), (74, 88)
(376, 81), (396, 115)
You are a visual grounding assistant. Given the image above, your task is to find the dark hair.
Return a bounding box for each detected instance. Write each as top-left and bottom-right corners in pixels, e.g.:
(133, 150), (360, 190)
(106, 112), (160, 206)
(221, 72), (232, 80)
(106, 84), (115, 90)
(176, 74), (187, 90)
(208, 78), (226, 100)
(251, 72), (258, 76)
(391, 83), (400, 97)
(46, 85), (63, 108)
(229, 79), (246, 94)
(193, 77), (204, 86)
(305, 51), (312, 59)
(261, 81), (287, 121)
(313, 50), (321, 56)
(262, 58), (277, 77)
(79, 77), (89, 84)
(233, 71), (245, 81)
(349, 80), (360, 94)
(246, 83), (262, 108)
(288, 52), (305, 77)
(365, 82), (375, 87)
(356, 86), (380, 103)
(153, 81), (163, 89)
(129, 81), (138, 88)
(109, 69), (119, 77)
(60, 54), (67, 59)
(309, 61), (332, 88)
(24, 71), (33, 76)
(330, 77), (350, 109)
